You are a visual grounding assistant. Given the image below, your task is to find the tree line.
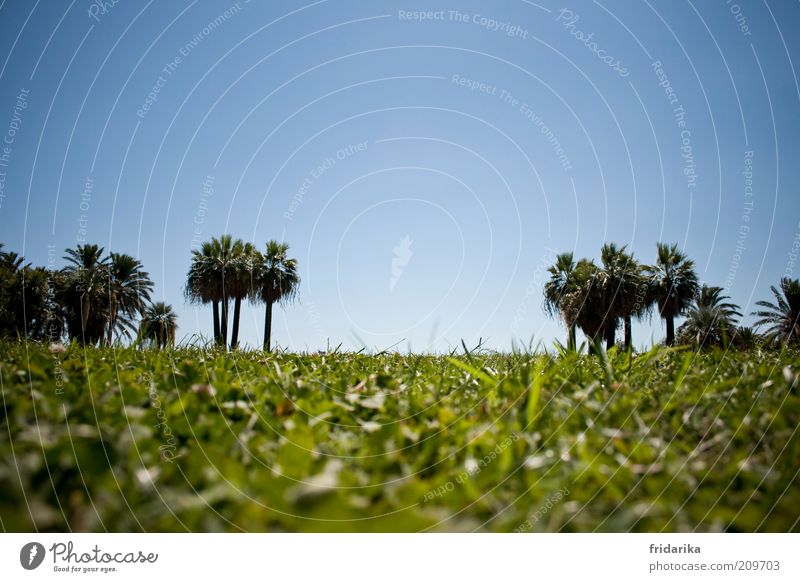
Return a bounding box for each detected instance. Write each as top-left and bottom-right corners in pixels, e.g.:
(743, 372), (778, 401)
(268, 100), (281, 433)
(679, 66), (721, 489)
(544, 242), (800, 351)
(1, 238), (797, 351)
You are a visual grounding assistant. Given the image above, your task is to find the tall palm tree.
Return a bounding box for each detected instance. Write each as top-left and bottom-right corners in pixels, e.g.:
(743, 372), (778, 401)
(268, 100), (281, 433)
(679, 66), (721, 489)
(60, 244), (109, 345)
(215, 235), (238, 346)
(644, 243), (699, 346)
(677, 285), (741, 348)
(186, 240), (221, 345)
(751, 277), (800, 346)
(560, 259), (606, 354)
(139, 302), (177, 349)
(185, 235), (240, 347)
(258, 240), (300, 352)
(624, 273), (655, 351)
(228, 241), (259, 350)
(598, 243), (641, 350)
(105, 253), (153, 345)
(543, 252), (578, 350)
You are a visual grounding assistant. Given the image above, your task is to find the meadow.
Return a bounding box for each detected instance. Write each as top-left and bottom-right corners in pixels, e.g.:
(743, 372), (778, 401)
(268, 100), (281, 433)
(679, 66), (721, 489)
(1, 340), (798, 532)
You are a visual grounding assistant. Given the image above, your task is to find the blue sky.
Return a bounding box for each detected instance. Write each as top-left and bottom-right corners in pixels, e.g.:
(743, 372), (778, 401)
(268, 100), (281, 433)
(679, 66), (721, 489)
(0, 0), (798, 351)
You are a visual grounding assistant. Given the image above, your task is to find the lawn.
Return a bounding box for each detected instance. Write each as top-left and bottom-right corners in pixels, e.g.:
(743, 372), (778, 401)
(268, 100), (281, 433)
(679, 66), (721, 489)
(0, 341), (798, 532)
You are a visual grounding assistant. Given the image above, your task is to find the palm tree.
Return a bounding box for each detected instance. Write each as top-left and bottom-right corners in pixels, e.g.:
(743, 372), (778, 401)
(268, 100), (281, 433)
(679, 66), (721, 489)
(598, 243), (642, 350)
(185, 235), (240, 347)
(644, 243), (699, 346)
(1, 245), (64, 340)
(139, 302), (177, 349)
(228, 241), (259, 350)
(543, 252), (578, 350)
(19, 267), (61, 341)
(105, 253), (153, 345)
(560, 259), (606, 354)
(0, 246), (25, 337)
(751, 277), (800, 346)
(60, 244), (109, 345)
(677, 285), (741, 348)
(731, 326), (759, 350)
(186, 240), (221, 345)
(258, 240), (300, 352)
(697, 285), (741, 318)
(212, 235), (242, 348)
(622, 272), (654, 352)
(0, 247), (25, 271)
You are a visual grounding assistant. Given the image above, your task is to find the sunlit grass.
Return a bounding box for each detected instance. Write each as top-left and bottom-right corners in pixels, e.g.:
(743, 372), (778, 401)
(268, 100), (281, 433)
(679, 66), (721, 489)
(1, 341), (798, 532)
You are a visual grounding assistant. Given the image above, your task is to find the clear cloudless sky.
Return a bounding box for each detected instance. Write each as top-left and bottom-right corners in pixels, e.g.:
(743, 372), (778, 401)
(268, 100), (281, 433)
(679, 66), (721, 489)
(0, 0), (798, 352)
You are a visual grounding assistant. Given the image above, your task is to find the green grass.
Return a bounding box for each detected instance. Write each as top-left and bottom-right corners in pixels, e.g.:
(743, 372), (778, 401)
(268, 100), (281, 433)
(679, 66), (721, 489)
(1, 340), (798, 532)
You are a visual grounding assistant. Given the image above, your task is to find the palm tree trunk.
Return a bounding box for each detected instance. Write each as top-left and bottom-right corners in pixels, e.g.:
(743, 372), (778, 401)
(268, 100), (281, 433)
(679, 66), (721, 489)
(567, 323), (576, 351)
(587, 334), (597, 356)
(263, 300), (273, 352)
(106, 298), (116, 347)
(212, 301), (221, 346)
(81, 293), (90, 345)
(230, 297), (242, 350)
(665, 315), (675, 346)
(220, 299), (229, 349)
(624, 316), (632, 351)
(106, 315), (114, 347)
(605, 319), (616, 350)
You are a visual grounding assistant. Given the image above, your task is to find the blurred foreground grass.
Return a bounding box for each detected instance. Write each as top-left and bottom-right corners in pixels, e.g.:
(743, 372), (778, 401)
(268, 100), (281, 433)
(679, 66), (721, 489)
(1, 341), (798, 532)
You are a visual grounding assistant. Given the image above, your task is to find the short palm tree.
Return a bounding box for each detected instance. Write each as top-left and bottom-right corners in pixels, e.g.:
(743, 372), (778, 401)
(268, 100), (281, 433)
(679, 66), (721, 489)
(258, 240), (300, 352)
(677, 286), (741, 348)
(644, 243), (699, 346)
(139, 302), (177, 349)
(697, 285), (741, 318)
(751, 277), (800, 346)
(543, 252), (578, 350)
(105, 253), (153, 345)
(731, 326), (759, 350)
(60, 244), (109, 345)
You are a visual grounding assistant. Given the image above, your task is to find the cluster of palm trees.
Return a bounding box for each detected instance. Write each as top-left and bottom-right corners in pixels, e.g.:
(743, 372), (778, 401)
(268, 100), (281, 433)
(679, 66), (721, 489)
(544, 242), (800, 351)
(0, 235), (301, 351)
(185, 236), (300, 351)
(0, 243), (176, 347)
